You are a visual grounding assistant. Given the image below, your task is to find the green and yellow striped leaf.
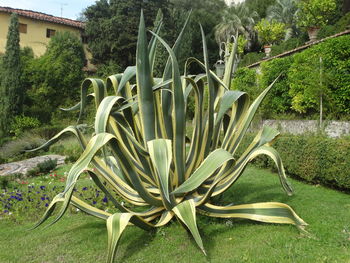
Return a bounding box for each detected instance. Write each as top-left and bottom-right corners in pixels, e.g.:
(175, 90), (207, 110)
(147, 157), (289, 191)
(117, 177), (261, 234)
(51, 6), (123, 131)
(148, 139), (173, 206)
(173, 149), (234, 194)
(106, 213), (133, 263)
(172, 199), (206, 255)
(198, 202), (307, 227)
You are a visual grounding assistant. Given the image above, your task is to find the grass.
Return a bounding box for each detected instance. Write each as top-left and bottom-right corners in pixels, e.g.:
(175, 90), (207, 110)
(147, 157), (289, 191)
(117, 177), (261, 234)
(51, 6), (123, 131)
(1, 166), (349, 263)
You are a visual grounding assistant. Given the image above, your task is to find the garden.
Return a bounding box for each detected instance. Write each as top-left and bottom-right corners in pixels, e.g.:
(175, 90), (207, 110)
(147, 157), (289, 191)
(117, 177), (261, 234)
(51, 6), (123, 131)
(0, 0), (349, 262)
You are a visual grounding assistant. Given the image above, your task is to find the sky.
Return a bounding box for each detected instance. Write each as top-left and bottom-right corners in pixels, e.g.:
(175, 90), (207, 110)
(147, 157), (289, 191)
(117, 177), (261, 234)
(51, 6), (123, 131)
(0, 0), (245, 20)
(0, 0), (97, 20)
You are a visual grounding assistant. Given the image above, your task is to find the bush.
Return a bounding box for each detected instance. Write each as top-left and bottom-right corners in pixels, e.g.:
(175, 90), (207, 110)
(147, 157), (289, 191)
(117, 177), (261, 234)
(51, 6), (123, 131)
(288, 35), (350, 117)
(316, 11), (350, 39)
(10, 115), (40, 137)
(26, 159), (58, 177)
(237, 35), (350, 120)
(232, 67), (258, 97)
(273, 134), (350, 190)
(37, 159), (57, 174)
(259, 56), (294, 117)
(296, 0), (337, 27)
(49, 137), (83, 163)
(25, 31), (85, 124)
(240, 52), (265, 67)
(0, 173), (21, 189)
(31, 125), (65, 140)
(270, 37), (305, 57)
(0, 133), (46, 163)
(240, 133), (350, 191)
(0, 176), (11, 189)
(254, 19), (286, 45)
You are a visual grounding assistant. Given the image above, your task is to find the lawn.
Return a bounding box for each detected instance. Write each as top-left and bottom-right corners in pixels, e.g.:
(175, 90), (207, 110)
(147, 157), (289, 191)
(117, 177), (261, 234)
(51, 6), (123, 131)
(0, 166), (349, 263)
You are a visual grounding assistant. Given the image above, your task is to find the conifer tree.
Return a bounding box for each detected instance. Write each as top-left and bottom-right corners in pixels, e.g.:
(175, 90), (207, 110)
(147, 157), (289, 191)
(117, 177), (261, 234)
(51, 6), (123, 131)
(0, 13), (23, 136)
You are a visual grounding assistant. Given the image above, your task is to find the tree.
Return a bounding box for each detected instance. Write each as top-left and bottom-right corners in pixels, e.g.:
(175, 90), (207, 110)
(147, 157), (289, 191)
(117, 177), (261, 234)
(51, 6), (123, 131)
(254, 19), (286, 45)
(84, 0), (170, 71)
(26, 32), (85, 123)
(153, 0), (225, 75)
(296, 0), (337, 28)
(245, 0), (276, 19)
(170, 0), (225, 72)
(0, 13), (23, 136)
(215, 3), (259, 48)
(266, 0), (299, 40)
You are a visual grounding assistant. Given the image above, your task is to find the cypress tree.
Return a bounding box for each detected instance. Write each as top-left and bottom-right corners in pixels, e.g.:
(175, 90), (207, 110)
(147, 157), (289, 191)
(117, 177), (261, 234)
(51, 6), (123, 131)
(0, 13), (23, 136)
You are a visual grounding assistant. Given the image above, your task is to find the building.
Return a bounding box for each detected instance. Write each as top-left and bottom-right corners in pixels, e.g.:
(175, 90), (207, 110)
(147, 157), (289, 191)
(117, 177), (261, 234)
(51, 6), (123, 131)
(0, 6), (95, 71)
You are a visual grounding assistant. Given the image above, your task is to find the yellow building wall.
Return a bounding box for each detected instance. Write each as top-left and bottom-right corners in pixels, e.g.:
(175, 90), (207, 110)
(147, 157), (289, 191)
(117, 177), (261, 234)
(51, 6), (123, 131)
(0, 12), (84, 57)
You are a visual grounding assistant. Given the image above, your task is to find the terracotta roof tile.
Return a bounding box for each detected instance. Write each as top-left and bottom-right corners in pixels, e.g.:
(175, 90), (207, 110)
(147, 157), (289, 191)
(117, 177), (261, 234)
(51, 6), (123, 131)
(0, 6), (84, 29)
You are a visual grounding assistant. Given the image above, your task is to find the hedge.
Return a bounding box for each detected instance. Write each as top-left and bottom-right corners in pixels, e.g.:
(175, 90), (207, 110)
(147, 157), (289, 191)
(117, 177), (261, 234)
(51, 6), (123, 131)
(235, 34), (350, 120)
(237, 134), (350, 191)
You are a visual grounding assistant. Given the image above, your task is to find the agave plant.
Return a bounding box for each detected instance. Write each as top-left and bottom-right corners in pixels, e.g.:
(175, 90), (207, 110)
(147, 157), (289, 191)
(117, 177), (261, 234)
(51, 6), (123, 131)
(31, 12), (306, 263)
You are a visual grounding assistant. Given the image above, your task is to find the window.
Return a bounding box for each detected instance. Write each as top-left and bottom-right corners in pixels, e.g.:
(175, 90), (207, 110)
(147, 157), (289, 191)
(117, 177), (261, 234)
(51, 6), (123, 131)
(46, 28), (56, 38)
(19, 23), (27, 34)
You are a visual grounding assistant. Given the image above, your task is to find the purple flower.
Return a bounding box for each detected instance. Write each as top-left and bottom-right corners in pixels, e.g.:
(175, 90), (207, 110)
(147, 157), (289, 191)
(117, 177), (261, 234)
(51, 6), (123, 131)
(102, 197), (108, 203)
(40, 186), (45, 190)
(45, 203), (49, 207)
(41, 197), (45, 201)
(93, 201), (97, 205)
(3, 210), (9, 213)
(82, 187), (88, 191)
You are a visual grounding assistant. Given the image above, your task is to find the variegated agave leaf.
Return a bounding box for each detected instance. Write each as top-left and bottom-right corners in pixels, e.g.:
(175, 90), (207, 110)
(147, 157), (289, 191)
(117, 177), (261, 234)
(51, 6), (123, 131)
(31, 11), (306, 263)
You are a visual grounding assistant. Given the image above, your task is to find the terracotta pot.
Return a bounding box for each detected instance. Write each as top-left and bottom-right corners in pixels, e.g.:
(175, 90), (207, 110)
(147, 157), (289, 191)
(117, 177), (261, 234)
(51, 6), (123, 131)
(307, 27), (320, 42)
(263, 45), (272, 57)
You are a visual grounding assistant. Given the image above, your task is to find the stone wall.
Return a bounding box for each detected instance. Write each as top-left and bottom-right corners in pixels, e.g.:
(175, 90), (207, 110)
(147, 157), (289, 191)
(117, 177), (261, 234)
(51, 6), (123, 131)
(252, 120), (350, 138)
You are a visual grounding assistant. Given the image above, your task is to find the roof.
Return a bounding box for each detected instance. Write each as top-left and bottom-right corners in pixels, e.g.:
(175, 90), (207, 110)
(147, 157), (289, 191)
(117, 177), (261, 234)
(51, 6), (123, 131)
(247, 29), (350, 68)
(0, 6), (84, 29)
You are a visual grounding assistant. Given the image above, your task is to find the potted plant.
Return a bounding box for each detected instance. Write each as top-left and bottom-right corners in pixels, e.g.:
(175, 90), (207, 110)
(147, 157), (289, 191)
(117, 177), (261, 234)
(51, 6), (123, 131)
(254, 19), (286, 57)
(297, 0), (337, 42)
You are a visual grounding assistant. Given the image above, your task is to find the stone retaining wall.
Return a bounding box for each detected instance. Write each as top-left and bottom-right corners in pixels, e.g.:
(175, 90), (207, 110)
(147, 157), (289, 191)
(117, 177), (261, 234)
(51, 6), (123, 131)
(253, 120), (350, 137)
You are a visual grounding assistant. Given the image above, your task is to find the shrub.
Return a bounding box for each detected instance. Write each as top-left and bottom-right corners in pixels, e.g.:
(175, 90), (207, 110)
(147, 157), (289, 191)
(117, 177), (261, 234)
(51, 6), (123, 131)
(10, 115), (40, 137)
(296, 0), (337, 27)
(49, 137), (83, 163)
(0, 173), (22, 189)
(0, 133), (46, 162)
(254, 19), (286, 45)
(26, 167), (40, 177)
(31, 125), (66, 140)
(26, 159), (57, 177)
(0, 176), (11, 189)
(240, 52), (265, 67)
(237, 35), (350, 120)
(232, 67), (258, 97)
(272, 134), (350, 190)
(288, 35), (350, 117)
(240, 134), (350, 191)
(317, 12), (350, 39)
(37, 159), (57, 174)
(270, 37), (306, 57)
(25, 31), (85, 124)
(259, 56), (294, 117)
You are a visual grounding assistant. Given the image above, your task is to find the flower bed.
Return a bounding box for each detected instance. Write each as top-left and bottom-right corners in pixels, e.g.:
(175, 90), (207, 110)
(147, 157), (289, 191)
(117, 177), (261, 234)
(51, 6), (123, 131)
(0, 172), (115, 222)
